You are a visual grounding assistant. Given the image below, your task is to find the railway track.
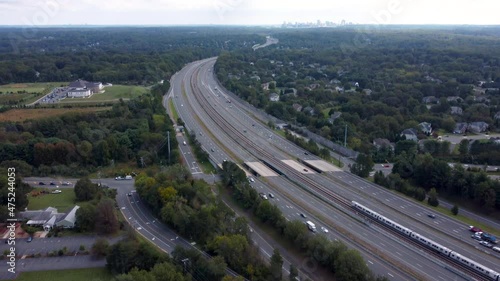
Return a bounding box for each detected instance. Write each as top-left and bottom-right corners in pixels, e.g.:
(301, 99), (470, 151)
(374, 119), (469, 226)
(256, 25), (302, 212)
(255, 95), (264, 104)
(184, 62), (489, 280)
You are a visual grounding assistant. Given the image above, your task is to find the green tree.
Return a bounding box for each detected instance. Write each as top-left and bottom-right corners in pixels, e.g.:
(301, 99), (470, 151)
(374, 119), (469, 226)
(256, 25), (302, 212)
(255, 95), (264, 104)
(92, 238), (110, 258)
(289, 264), (299, 281)
(96, 198), (119, 234)
(451, 204), (459, 216)
(74, 177), (99, 201)
(350, 153), (374, 178)
(75, 204), (97, 232)
(270, 248), (283, 280)
(427, 188), (439, 207)
(334, 249), (370, 281)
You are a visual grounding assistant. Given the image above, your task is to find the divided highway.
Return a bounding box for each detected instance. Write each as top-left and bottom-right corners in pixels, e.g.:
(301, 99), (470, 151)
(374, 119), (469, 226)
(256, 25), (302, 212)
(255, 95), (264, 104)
(167, 58), (500, 280)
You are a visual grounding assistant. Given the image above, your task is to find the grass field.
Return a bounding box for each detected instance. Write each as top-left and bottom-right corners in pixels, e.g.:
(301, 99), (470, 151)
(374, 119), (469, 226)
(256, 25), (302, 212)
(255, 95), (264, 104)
(61, 85), (148, 103)
(27, 188), (76, 212)
(16, 267), (113, 281)
(0, 107), (111, 122)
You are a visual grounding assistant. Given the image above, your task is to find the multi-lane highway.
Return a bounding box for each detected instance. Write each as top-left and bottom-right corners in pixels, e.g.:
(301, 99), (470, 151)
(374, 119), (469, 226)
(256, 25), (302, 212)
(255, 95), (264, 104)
(168, 57), (500, 280)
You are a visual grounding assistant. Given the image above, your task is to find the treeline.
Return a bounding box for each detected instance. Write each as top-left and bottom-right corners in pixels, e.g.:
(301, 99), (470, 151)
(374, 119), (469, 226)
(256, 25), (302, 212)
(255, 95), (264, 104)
(0, 27), (265, 85)
(376, 152), (500, 213)
(220, 161), (388, 281)
(134, 164), (282, 280)
(214, 27), (500, 163)
(0, 175), (32, 220)
(0, 83), (178, 176)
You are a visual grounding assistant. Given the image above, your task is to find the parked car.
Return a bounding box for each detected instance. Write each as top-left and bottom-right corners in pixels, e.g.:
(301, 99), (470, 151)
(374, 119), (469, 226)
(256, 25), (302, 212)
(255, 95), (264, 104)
(115, 176), (123, 180)
(51, 190), (62, 194)
(27, 236), (32, 243)
(62, 181), (71, 186)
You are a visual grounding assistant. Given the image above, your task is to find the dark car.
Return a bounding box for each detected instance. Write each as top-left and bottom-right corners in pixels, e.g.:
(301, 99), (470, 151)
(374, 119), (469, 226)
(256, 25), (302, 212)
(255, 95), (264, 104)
(469, 226), (482, 233)
(300, 213), (307, 218)
(50, 182), (56, 186)
(427, 214), (436, 219)
(38, 182), (45, 185)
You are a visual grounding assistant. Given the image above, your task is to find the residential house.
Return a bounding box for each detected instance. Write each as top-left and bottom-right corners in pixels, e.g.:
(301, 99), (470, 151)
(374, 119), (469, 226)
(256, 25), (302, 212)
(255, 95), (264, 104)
(363, 89), (373, 95)
(373, 138), (394, 151)
(269, 93), (280, 102)
(468, 122), (489, 133)
(250, 75), (261, 81)
(446, 96), (463, 103)
(419, 122), (432, 135)
(309, 83), (321, 90)
(261, 82), (270, 90)
(450, 106), (463, 115)
(292, 103), (303, 112)
(400, 128), (418, 141)
(422, 96), (439, 104)
(329, 79), (341, 84)
(303, 106), (315, 116)
(335, 86), (344, 93)
(328, 112), (342, 124)
(453, 123), (468, 134)
(56, 205), (80, 228)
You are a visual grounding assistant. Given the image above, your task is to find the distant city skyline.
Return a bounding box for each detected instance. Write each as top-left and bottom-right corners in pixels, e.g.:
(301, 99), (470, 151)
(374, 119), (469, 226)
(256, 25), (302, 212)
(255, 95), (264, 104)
(0, 0), (499, 26)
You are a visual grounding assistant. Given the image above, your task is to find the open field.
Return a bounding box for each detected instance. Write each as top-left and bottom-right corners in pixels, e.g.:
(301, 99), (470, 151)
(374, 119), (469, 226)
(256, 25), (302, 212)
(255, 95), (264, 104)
(61, 85), (148, 103)
(16, 267), (113, 281)
(0, 107), (111, 122)
(27, 188), (76, 212)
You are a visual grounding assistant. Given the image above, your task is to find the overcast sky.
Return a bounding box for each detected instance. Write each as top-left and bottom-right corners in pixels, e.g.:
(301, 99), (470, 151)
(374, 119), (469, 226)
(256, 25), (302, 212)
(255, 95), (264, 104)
(0, 0), (499, 26)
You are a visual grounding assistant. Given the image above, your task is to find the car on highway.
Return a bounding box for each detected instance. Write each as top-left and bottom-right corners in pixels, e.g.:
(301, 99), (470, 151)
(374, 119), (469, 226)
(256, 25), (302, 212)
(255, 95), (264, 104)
(321, 226), (329, 233)
(50, 182), (56, 185)
(493, 246), (500, 253)
(300, 213), (307, 218)
(259, 193), (268, 200)
(427, 213), (436, 219)
(38, 182), (45, 185)
(469, 226), (482, 233)
(479, 241), (493, 248)
(471, 234), (482, 241)
(303, 168), (308, 172)
(248, 177), (255, 183)
(268, 193), (275, 198)
(127, 193), (132, 196)
(304, 152), (309, 155)
(62, 181), (71, 186)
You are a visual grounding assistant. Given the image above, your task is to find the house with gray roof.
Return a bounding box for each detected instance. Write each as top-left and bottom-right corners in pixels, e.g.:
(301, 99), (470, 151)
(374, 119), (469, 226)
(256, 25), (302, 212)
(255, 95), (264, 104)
(401, 128), (418, 141)
(269, 93), (280, 102)
(373, 138), (394, 151)
(67, 79), (103, 98)
(19, 205), (80, 231)
(56, 205), (80, 228)
(453, 123), (468, 134)
(328, 112), (342, 124)
(422, 96), (439, 104)
(450, 106), (463, 115)
(419, 122), (433, 135)
(468, 122), (489, 133)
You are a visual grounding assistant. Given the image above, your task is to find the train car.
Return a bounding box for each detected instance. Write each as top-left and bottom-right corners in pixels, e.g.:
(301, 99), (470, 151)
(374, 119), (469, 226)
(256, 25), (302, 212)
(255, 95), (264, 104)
(352, 201), (411, 236)
(449, 251), (500, 281)
(409, 232), (452, 256)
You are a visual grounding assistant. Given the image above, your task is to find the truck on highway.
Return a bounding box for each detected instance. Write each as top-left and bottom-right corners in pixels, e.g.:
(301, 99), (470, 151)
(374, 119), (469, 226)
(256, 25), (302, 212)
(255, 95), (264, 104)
(481, 233), (497, 244)
(306, 221), (316, 232)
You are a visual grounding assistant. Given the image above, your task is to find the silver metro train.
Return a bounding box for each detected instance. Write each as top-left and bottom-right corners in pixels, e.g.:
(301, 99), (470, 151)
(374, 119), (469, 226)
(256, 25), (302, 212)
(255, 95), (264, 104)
(352, 201), (500, 281)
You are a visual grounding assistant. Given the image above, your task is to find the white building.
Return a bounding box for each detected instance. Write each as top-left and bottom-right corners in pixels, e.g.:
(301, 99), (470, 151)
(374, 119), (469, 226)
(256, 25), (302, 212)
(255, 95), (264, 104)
(56, 205), (80, 228)
(67, 88), (92, 98)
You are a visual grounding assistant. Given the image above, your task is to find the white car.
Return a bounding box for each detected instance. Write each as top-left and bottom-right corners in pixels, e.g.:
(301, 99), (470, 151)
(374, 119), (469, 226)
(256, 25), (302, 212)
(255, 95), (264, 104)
(479, 241), (493, 248)
(51, 190), (62, 194)
(321, 226), (328, 233)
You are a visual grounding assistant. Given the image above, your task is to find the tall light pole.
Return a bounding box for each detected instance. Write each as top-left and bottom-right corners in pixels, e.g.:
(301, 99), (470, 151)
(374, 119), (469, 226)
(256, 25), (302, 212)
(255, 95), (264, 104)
(344, 124), (347, 147)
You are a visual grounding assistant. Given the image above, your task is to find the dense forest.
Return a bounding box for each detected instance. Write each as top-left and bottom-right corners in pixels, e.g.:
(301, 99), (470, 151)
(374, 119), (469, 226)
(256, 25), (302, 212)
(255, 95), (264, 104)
(215, 27), (500, 160)
(0, 27), (265, 85)
(0, 82), (177, 176)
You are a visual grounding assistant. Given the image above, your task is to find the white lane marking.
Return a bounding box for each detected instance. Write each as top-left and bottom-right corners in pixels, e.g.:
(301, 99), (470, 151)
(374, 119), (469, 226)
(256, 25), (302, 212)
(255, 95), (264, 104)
(388, 273), (394, 278)
(416, 263), (422, 268)
(453, 230), (459, 233)
(368, 260), (373, 265)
